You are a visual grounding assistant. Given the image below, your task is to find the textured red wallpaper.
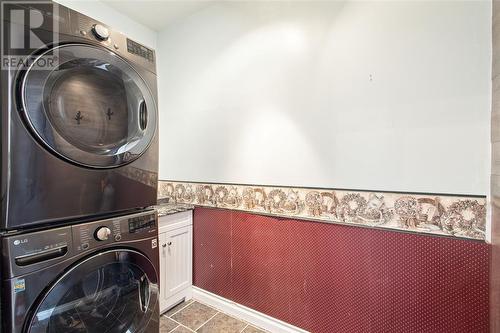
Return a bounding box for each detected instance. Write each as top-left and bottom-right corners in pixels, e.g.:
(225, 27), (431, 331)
(193, 207), (490, 333)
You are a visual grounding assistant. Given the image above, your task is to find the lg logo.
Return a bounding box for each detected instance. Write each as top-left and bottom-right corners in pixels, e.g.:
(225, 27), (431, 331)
(1, 1), (59, 70)
(13, 239), (27, 246)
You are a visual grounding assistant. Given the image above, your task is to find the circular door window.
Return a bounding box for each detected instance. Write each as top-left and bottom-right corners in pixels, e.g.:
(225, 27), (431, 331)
(20, 44), (157, 168)
(27, 250), (159, 333)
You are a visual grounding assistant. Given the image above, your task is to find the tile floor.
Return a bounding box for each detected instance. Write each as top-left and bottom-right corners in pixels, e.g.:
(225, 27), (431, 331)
(160, 299), (268, 333)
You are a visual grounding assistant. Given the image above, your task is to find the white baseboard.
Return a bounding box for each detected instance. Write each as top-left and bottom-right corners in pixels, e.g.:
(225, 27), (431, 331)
(192, 287), (309, 333)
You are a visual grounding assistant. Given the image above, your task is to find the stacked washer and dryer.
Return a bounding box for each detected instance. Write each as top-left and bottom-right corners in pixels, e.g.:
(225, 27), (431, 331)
(1, 2), (160, 332)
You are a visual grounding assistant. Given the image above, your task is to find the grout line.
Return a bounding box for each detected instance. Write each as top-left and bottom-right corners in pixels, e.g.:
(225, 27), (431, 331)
(165, 298), (267, 333)
(194, 310), (220, 331)
(192, 298), (269, 333)
(166, 315), (197, 332)
(167, 325), (180, 333)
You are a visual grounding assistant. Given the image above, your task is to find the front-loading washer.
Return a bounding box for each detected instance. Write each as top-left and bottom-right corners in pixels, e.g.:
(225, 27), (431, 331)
(1, 210), (160, 333)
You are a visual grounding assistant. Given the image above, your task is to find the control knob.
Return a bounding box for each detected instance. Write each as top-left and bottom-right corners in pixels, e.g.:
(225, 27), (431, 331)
(92, 24), (110, 41)
(95, 226), (111, 241)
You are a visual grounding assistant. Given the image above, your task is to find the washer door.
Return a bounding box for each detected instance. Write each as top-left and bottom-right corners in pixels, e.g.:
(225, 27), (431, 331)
(27, 249), (159, 333)
(20, 44), (157, 168)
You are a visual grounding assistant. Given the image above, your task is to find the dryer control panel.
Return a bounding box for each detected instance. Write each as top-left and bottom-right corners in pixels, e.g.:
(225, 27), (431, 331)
(127, 39), (154, 62)
(69, 8), (156, 74)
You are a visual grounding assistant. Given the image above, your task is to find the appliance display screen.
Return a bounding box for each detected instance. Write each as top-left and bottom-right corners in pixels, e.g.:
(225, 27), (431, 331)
(126, 38), (154, 62)
(128, 215), (155, 233)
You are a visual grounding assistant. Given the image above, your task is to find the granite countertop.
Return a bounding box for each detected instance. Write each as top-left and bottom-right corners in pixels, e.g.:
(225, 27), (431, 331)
(152, 199), (194, 217)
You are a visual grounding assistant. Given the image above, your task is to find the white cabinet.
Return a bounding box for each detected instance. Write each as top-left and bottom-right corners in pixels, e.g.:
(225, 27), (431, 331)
(158, 210), (193, 313)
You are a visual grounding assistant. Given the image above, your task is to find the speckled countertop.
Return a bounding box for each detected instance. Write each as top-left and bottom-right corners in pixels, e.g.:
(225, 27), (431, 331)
(152, 199), (194, 217)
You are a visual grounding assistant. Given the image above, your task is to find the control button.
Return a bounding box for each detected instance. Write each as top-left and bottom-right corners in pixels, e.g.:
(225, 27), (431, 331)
(114, 234), (122, 241)
(92, 24), (110, 41)
(95, 226), (112, 241)
(82, 243), (89, 250)
(114, 44), (119, 50)
(79, 30), (87, 36)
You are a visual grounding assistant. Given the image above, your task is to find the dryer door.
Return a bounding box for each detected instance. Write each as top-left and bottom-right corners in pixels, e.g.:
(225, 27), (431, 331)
(26, 249), (159, 333)
(20, 43), (157, 168)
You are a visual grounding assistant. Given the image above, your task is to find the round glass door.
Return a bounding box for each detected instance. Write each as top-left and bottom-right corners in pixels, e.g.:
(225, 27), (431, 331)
(20, 44), (157, 168)
(27, 250), (159, 333)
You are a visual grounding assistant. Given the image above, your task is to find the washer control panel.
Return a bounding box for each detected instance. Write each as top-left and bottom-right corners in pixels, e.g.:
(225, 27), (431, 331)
(128, 214), (156, 234)
(3, 226), (73, 277)
(72, 211), (157, 253)
(2, 210), (157, 278)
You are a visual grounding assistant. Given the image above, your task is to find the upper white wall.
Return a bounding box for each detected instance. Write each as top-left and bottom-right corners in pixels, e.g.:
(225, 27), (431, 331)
(54, 0), (157, 48)
(157, 1), (491, 195)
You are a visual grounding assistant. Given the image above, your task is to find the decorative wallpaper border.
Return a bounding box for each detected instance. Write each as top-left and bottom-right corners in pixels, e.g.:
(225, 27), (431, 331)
(158, 181), (487, 241)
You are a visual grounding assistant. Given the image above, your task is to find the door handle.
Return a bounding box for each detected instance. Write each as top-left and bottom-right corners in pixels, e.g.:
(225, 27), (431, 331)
(138, 275), (150, 312)
(139, 100), (147, 130)
(15, 245), (68, 266)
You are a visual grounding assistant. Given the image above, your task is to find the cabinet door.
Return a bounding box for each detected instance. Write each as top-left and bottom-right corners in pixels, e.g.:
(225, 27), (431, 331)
(164, 226), (193, 299)
(159, 232), (168, 312)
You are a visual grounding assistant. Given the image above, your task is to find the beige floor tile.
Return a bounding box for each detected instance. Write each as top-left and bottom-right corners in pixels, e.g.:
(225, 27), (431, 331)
(160, 315), (178, 332)
(166, 299), (194, 317)
(196, 313), (247, 333)
(171, 301), (218, 330)
(171, 326), (195, 333)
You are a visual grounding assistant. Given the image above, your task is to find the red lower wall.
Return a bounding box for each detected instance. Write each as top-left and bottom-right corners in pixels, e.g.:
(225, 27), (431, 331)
(193, 207), (490, 333)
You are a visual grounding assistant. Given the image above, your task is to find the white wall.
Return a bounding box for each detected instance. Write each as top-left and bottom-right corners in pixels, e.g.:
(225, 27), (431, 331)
(157, 1), (491, 195)
(54, 0), (157, 48)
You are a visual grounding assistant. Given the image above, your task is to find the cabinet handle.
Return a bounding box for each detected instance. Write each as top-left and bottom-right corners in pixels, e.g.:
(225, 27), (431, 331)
(162, 244), (167, 248)
(167, 241), (172, 246)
